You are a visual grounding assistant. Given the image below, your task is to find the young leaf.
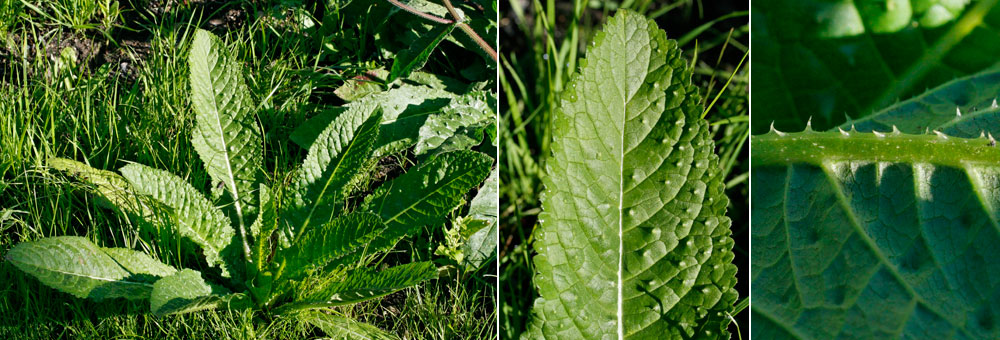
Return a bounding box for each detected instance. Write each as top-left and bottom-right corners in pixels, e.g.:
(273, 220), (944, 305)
(276, 213), (384, 282)
(751, 129), (1000, 339)
(364, 150), (492, 249)
(150, 269), (248, 315)
(299, 310), (399, 340)
(388, 23), (455, 84)
(526, 11), (737, 339)
(283, 102), (382, 239)
(120, 163), (239, 278)
(6, 236), (174, 300)
(291, 262), (437, 308)
(189, 28), (263, 255)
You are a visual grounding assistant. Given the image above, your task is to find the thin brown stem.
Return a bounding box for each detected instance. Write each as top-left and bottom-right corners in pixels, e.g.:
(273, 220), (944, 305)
(442, 0), (497, 62)
(457, 22), (497, 61)
(386, 0), (454, 24)
(386, 0), (498, 62)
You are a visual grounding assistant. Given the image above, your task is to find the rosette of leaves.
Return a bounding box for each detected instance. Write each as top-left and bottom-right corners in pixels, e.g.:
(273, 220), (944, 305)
(6, 29), (491, 336)
(523, 10), (738, 339)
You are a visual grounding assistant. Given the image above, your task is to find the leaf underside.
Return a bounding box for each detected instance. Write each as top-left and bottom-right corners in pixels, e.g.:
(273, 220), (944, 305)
(751, 130), (1000, 339)
(462, 167), (499, 269)
(526, 10), (736, 339)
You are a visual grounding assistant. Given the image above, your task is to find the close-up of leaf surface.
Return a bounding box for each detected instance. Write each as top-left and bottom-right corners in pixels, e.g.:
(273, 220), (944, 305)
(525, 10), (737, 339)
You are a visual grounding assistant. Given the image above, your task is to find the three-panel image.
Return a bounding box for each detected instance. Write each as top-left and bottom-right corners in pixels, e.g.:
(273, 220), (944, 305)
(0, 0), (989, 339)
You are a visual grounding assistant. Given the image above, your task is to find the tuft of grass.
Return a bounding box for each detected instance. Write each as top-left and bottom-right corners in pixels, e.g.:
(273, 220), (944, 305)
(498, 1), (748, 339)
(0, 0), (496, 339)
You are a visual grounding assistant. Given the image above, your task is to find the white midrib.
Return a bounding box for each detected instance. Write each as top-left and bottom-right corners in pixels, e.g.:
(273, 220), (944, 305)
(206, 62), (250, 260)
(617, 87), (626, 340)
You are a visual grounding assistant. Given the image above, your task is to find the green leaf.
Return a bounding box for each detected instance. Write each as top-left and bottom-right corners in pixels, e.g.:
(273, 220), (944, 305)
(462, 167), (498, 269)
(120, 163), (239, 278)
(47, 158), (154, 219)
(526, 11), (737, 339)
(276, 213), (384, 282)
(751, 0), (1000, 133)
(364, 150), (492, 250)
(366, 84), (455, 155)
(334, 69), (387, 102)
(415, 90), (496, 159)
(295, 262), (436, 307)
(750, 129), (1000, 339)
(283, 102), (381, 239)
(150, 269), (248, 315)
(102, 247), (177, 278)
(6, 236), (174, 301)
(189, 28), (262, 253)
(298, 84), (460, 156)
(252, 183), (278, 271)
(840, 65), (1000, 137)
(388, 23), (455, 84)
(299, 310), (399, 340)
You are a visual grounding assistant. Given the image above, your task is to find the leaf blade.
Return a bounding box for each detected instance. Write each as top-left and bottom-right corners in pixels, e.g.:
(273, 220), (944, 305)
(296, 262), (437, 307)
(189, 28), (262, 257)
(120, 163), (238, 278)
(150, 269), (247, 315)
(363, 150), (491, 250)
(6, 237), (171, 301)
(277, 212), (384, 282)
(283, 102), (381, 239)
(527, 10), (737, 339)
(388, 23), (455, 84)
(299, 310), (399, 340)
